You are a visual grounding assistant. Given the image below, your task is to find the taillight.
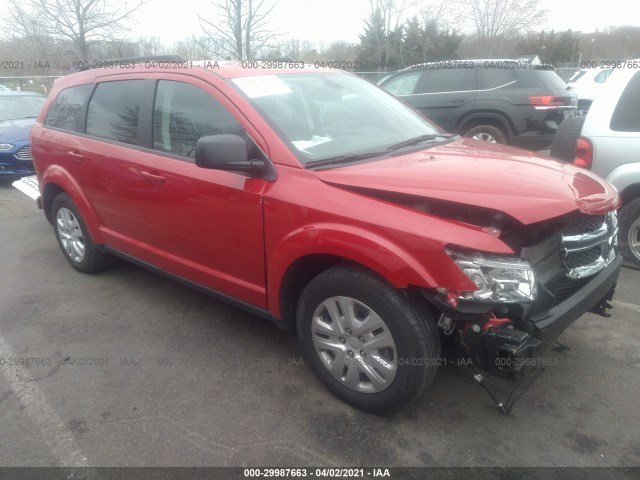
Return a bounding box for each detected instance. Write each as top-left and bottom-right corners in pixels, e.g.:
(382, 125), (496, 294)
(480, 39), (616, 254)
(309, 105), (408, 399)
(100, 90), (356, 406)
(528, 96), (566, 106)
(574, 137), (592, 169)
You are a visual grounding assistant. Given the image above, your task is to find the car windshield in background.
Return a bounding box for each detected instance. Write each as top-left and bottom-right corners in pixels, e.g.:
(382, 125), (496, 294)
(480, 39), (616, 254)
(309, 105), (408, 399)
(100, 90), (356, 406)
(230, 73), (442, 166)
(0, 95), (45, 122)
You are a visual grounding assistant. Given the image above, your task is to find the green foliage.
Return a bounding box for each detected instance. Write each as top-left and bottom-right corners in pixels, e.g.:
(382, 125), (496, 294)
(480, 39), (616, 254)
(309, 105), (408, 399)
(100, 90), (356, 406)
(357, 14), (462, 70)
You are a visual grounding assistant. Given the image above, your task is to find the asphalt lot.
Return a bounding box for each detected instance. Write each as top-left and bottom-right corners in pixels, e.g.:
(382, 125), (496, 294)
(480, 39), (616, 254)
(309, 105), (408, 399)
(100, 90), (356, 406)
(0, 179), (639, 468)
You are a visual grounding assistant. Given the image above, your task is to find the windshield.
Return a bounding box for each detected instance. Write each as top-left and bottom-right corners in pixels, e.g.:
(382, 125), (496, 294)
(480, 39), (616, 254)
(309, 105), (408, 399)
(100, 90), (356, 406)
(0, 95), (44, 122)
(230, 73), (442, 166)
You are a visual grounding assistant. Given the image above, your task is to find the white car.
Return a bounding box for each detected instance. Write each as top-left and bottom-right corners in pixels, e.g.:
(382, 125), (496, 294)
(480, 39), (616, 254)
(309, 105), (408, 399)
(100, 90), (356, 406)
(551, 63), (640, 269)
(568, 67), (613, 113)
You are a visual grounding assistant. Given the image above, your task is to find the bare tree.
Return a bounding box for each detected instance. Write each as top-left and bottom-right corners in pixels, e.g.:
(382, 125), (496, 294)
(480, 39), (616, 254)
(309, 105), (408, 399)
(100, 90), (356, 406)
(6, 0), (147, 60)
(172, 36), (225, 60)
(465, 0), (547, 56)
(198, 0), (279, 60)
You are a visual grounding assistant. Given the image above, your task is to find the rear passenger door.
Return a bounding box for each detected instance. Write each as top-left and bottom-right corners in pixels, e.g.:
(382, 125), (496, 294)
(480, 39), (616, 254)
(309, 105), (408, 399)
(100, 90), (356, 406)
(78, 76), (269, 308)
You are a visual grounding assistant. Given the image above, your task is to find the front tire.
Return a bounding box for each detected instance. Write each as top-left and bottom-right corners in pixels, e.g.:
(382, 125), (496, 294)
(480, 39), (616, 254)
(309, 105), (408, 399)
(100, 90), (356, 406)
(52, 193), (111, 273)
(296, 267), (440, 413)
(619, 198), (640, 270)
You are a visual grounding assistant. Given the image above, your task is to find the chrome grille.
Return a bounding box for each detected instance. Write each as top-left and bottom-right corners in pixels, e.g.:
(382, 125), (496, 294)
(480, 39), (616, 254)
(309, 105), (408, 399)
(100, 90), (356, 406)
(14, 146), (32, 161)
(560, 211), (617, 279)
(563, 212), (606, 235)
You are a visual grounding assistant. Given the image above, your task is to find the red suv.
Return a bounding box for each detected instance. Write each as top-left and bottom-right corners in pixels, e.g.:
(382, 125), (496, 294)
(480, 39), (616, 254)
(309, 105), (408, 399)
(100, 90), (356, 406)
(31, 58), (622, 413)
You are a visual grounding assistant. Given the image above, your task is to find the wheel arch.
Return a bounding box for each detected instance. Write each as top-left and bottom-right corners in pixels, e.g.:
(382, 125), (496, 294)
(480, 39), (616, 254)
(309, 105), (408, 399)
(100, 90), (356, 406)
(458, 112), (514, 139)
(268, 224), (439, 328)
(40, 166), (104, 243)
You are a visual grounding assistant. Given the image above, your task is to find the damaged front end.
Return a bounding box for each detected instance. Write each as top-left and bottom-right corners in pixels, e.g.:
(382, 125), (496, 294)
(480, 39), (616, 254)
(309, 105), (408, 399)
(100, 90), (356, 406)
(424, 209), (622, 410)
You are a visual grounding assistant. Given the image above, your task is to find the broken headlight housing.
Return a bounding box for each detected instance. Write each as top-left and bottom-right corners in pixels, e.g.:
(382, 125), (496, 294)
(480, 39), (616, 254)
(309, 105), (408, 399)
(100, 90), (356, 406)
(446, 247), (537, 303)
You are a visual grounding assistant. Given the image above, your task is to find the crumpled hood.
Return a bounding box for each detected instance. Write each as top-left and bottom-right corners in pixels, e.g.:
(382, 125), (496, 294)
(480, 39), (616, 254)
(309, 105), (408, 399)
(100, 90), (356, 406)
(0, 118), (36, 143)
(314, 138), (620, 225)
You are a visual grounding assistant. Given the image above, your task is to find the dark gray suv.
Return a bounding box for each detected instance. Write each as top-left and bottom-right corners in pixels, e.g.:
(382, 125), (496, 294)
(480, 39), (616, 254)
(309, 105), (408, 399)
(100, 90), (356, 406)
(378, 60), (577, 150)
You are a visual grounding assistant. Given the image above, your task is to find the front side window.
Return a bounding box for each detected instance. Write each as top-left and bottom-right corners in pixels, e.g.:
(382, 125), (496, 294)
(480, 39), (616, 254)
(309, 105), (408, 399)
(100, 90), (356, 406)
(382, 71), (422, 96)
(86, 80), (145, 145)
(153, 81), (244, 159)
(44, 84), (92, 131)
(610, 71), (640, 132)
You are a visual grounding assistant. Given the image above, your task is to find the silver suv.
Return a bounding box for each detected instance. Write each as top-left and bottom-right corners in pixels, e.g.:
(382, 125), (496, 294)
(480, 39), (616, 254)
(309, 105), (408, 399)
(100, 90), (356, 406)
(551, 63), (640, 269)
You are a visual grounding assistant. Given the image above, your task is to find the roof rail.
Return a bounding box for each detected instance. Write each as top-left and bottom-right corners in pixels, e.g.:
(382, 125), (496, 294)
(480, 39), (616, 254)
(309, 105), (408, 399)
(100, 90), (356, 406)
(78, 55), (185, 71)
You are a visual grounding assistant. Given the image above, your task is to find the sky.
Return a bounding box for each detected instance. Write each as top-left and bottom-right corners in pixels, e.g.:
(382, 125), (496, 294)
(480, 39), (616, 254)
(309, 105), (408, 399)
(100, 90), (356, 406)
(126, 0), (640, 46)
(1, 0), (638, 47)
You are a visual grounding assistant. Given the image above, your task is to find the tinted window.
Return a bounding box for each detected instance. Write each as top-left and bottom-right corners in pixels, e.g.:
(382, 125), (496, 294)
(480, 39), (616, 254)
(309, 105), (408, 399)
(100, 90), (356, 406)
(153, 81), (243, 159)
(44, 85), (92, 131)
(610, 71), (640, 132)
(382, 71), (422, 95)
(420, 68), (475, 93)
(477, 67), (516, 89)
(86, 80), (145, 144)
(522, 69), (568, 90)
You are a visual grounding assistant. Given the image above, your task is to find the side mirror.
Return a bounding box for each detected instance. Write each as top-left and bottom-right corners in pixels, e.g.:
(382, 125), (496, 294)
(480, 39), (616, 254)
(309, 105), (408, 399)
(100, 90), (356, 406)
(195, 134), (276, 180)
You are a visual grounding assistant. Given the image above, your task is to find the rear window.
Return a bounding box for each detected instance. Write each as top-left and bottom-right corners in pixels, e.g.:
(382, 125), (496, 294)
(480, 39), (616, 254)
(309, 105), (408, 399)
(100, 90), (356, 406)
(86, 80), (145, 145)
(44, 84), (92, 132)
(532, 69), (568, 90)
(610, 70), (640, 132)
(477, 67), (516, 90)
(517, 69), (568, 90)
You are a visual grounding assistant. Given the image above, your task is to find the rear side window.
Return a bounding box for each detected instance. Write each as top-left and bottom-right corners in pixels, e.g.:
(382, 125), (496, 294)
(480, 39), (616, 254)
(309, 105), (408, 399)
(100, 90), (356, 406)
(153, 81), (243, 159)
(44, 84), (92, 132)
(610, 71), (640, 132)
(518, 69), (568, 90)
(86, 80), (145, 145)
(419, 68), (475, 93)
(382, 71), (422, 95)
(477, 67), (516, 90)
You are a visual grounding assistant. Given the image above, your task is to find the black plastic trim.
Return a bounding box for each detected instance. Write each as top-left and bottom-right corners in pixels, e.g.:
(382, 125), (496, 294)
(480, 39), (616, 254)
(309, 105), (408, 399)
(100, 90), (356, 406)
(103, 246), (279, 325)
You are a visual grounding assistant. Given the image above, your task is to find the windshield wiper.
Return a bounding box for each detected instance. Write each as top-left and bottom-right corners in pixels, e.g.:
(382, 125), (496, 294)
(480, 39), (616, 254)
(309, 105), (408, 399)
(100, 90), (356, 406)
(387, 133), (456, 151)
(306, 151), (388, 169)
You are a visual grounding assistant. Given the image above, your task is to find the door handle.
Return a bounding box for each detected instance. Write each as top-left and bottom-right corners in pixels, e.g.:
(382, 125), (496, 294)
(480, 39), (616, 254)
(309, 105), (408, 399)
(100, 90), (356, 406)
(138, 169), (166, 184)
(68, 151), (84, 162)
(451, 99), (465, 104)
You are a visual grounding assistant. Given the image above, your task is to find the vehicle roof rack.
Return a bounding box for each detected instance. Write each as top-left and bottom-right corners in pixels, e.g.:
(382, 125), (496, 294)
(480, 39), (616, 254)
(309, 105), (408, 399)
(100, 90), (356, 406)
(78, 55), (185, 71)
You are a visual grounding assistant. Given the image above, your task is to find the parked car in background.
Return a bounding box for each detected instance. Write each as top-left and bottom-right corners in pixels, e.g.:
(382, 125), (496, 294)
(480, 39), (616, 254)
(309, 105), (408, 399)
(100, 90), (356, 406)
(0, 91), (45, 178)
(30, 59), (621, 413)
(551, 64), (640, 269)
(567, 67), (613, 114)
(378, 60), (577, 150)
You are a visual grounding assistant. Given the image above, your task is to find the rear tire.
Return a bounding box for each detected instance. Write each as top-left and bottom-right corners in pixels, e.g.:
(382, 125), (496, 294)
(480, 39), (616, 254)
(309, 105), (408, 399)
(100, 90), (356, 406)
(52, 193), (111, 273)
(296, 267), (440, 414)
(463, 125), (507, 144)
(550, 116), (585, 161)
(618, 198), (640, 270)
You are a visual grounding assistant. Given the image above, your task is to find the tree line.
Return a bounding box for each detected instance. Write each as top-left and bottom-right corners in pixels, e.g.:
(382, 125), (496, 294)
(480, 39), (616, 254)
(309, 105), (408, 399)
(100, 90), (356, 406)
(2, 0), (640, 77)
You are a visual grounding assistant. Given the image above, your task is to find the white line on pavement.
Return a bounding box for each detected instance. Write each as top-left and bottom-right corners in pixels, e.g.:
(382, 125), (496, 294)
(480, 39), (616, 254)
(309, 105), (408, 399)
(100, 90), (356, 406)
(0, 334), (92, 468)
(613, 300), (640, 313)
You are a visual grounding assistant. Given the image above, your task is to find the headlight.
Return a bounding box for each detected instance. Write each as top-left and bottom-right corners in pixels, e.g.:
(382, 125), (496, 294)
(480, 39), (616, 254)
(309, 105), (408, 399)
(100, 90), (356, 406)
(446, 248), (537, 303)
(0, 143), (14, 150)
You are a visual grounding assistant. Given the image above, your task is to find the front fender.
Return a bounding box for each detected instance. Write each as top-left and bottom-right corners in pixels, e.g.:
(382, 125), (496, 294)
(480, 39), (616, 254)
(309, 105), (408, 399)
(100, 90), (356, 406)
(266, 223), (466, 318)
(606, 163), (640, 198)
(41, 165), (104, 244)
